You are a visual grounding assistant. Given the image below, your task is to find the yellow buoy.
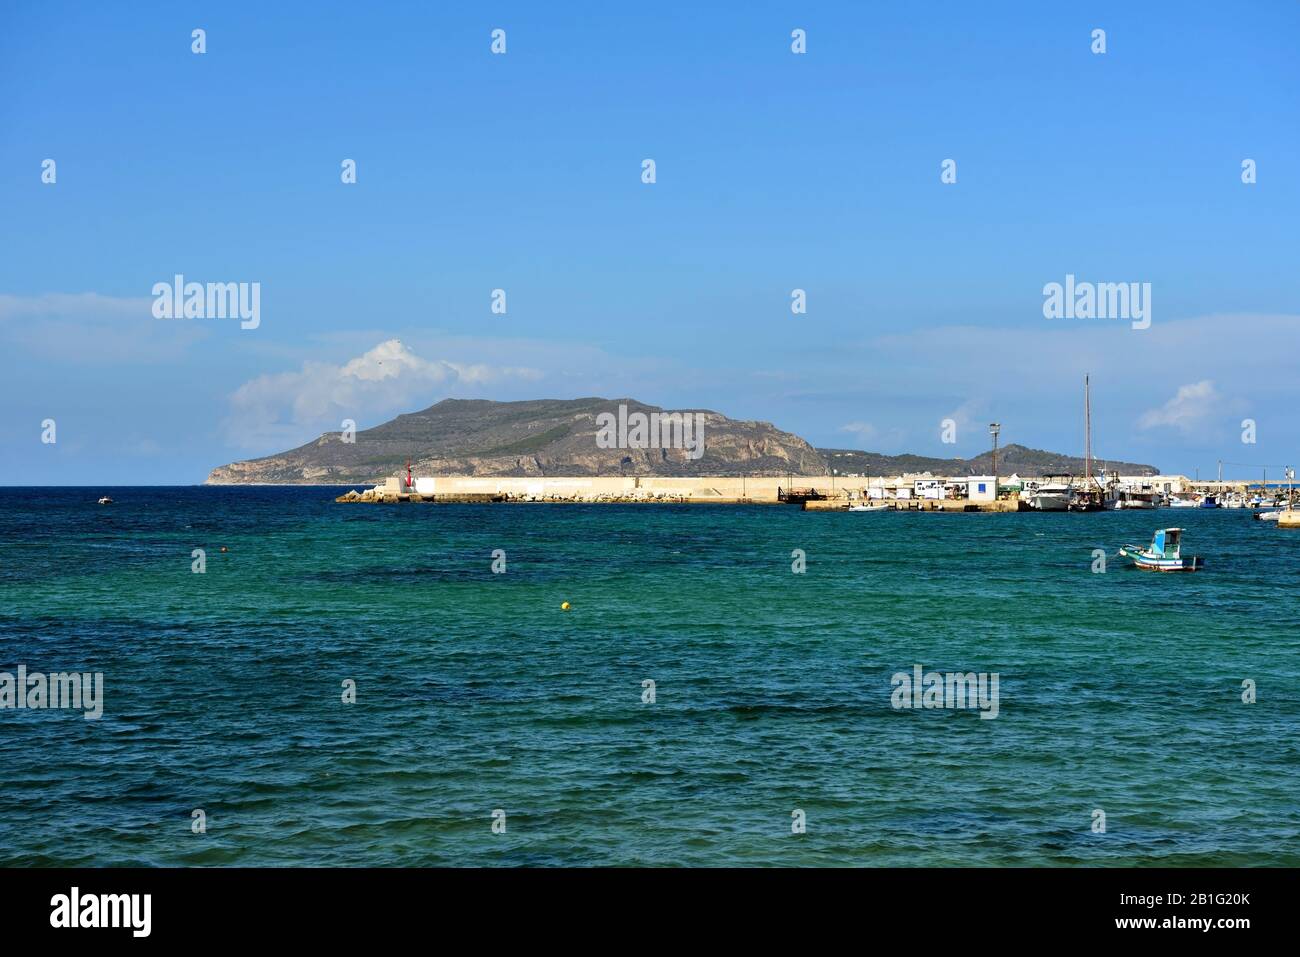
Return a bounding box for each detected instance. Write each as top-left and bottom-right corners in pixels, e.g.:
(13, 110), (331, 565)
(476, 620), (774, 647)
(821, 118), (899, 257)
(561, 601), (571, 611)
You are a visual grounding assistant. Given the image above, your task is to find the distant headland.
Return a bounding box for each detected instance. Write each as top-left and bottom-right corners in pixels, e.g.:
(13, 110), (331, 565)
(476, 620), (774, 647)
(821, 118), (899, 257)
(205, 397), (1158, 485)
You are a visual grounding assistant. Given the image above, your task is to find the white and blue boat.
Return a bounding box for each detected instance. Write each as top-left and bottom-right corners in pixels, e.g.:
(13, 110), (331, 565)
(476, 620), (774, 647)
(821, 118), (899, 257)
(1118, 528), (1203, 572)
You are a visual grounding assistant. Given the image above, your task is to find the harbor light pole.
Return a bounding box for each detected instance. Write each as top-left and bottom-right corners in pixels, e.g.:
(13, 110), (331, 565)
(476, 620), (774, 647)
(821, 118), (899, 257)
(989, 422), (1000, 496)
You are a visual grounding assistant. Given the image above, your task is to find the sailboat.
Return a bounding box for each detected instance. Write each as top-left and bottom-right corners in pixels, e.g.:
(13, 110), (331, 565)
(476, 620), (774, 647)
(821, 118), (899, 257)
(1069, 374), (1106, 511)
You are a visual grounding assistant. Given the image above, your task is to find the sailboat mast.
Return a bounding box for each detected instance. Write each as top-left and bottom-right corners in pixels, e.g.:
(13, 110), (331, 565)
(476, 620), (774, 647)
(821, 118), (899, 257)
(1084, 374), (1091, 484)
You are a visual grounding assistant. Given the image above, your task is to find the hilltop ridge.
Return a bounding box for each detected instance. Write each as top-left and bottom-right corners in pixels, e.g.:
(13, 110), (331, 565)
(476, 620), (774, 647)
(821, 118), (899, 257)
(207, 399), (1158, 484)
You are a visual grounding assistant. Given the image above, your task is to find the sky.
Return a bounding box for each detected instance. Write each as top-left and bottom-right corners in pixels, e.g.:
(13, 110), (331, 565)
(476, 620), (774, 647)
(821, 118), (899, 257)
(2, 1), (1298, 484)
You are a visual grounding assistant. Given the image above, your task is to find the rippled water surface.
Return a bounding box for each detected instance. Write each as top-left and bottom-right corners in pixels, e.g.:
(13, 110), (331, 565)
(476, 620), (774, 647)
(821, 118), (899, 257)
(1, 488), (1297, 866)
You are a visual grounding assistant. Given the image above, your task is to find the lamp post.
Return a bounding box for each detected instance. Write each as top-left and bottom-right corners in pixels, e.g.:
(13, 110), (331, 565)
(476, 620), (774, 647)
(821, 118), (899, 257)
(989, 422), (1001, 497)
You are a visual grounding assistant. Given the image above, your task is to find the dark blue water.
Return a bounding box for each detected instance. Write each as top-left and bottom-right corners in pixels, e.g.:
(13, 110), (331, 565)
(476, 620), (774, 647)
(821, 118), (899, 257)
(0, 488), (1297, 865)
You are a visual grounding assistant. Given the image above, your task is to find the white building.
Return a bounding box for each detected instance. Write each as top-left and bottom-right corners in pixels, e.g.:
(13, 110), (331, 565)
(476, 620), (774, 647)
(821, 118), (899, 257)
(1129, 474), (1188, 494)
(966, 476), (997, 502)
(914, 479), (946, 500)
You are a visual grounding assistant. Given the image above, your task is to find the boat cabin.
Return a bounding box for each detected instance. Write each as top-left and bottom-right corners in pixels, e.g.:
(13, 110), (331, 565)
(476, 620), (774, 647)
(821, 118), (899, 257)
(1150, 528), (1183, 558)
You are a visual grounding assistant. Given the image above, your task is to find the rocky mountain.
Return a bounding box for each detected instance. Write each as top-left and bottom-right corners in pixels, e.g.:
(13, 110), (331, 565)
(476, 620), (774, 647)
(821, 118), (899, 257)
(817, 443), (1158, 478)
(207, 399), (1160, 485)
(206, 398), (826, 484)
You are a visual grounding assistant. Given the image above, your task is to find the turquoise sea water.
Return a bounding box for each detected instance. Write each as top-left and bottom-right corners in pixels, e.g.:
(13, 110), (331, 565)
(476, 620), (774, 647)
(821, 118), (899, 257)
(0, 488), (1297, 866)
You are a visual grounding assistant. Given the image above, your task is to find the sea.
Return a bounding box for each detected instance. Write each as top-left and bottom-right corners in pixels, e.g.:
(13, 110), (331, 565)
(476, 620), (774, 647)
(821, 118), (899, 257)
(1, 487), (1297, 866)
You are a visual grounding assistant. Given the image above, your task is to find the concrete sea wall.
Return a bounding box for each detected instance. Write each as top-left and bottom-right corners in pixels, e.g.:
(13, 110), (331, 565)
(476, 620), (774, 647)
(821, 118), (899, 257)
(334, 475), (1019, 508)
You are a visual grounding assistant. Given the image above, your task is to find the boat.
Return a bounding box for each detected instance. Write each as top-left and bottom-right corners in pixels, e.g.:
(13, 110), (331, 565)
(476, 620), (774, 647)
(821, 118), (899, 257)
(1254, 510), (1282, 522)
(1069, 479), (1108, 512)
(1118, 527), (1203, 572)
(1113, 490), (1157, 509)
(1067, 375), (1106, 513)
(1168, 496), (1199, 508)
(848, 503), (889, 512)
(1069, 491), (1105, 512)
(97, 496), (113, 505)
(1030, 482), (1074, 511)
(1199, 494), (1219, 508)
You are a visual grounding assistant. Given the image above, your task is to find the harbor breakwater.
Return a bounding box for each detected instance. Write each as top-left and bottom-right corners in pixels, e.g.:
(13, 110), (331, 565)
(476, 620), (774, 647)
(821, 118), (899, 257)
(334, 475), (1023, 510)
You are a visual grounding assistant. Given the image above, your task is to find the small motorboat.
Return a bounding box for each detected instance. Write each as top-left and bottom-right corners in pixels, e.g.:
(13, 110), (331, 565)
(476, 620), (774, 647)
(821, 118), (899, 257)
(97, 496), (113, 505)
(1199, 494), (1219, 508)
(848, 502), (889, 512)
(1168, 496), (1198, 508)
(1118, 527), (1203, 572)
(1254, 510), (1282, 522)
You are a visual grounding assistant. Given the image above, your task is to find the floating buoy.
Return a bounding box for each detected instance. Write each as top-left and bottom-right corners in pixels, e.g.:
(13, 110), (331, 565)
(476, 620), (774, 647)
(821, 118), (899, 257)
(560, 601), (571, 611)
(219, 546), (228, 553)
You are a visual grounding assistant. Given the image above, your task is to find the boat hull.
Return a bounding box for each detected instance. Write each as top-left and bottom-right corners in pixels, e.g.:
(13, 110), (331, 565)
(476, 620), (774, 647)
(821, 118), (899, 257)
(1031, 493), (1072, 511)
(1118, 546), (1202, 572)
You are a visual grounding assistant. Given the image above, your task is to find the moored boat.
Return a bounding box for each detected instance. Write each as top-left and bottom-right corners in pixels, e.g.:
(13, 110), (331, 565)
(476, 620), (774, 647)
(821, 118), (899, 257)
(1066, 376), (1106, 513)
(1030, 482), (1074, 511)
(1068, 491), (1105, 512)
(1118, 527), (1203, 572)
(848, 503), (889, 512)
(1114, 490), (1156, 509)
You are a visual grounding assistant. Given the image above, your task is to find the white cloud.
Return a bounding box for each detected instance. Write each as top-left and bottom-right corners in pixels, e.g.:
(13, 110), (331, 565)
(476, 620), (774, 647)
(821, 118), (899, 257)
(839, 421), (877, 442)
(0, 292), (139, 323)
(942, 398), (985, 436)
(1137, 380), (1221, 433)
(222, 338), (541, 450)
(0, 292), (206, 362)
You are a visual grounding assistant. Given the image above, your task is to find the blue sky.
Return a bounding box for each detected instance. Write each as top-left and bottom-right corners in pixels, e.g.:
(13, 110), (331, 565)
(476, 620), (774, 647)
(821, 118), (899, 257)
(2, 1), (1298, 483)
